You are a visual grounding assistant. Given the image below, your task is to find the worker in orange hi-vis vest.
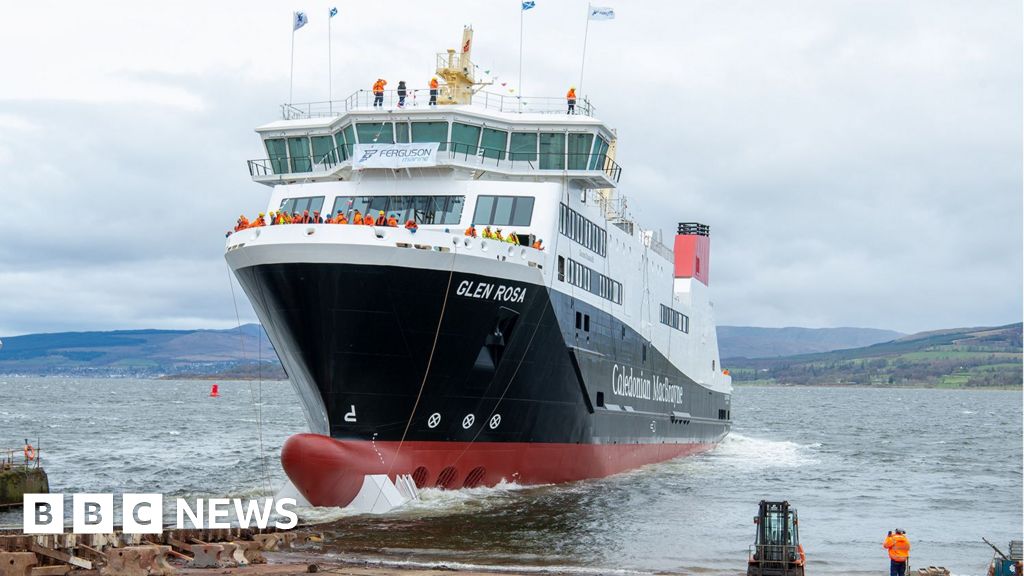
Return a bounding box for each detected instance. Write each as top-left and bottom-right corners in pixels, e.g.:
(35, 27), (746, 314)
(429, 77), (439, 106)
(883, 529), (911, 576)
(566, 86), (577, 114)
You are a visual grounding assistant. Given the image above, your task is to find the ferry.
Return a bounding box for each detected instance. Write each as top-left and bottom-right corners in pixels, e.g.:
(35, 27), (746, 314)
(225, 28), (732, 508)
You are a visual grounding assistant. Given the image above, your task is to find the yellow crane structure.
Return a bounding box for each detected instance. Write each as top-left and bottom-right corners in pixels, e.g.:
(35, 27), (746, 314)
(435, 26), (491, 105)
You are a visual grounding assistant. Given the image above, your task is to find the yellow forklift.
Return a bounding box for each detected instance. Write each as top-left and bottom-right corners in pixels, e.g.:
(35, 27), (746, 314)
(747, 500), (806, 576)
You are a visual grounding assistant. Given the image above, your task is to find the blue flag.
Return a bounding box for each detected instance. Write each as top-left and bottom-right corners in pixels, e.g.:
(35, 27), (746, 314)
(329, 7), (337, 17)
(522, 1), (536, 10)
(293, 11), (308, 31)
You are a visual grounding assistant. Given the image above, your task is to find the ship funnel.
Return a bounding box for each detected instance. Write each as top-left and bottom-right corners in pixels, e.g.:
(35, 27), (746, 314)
(673, 222), (710, 285)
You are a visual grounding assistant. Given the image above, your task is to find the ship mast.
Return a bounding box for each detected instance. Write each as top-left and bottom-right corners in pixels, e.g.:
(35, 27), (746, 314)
(435, 26), (492, 105)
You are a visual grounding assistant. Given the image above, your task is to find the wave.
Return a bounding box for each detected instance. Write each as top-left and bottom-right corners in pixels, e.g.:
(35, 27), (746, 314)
(703, 432), (820, 469)
(327, 555), (655, 575)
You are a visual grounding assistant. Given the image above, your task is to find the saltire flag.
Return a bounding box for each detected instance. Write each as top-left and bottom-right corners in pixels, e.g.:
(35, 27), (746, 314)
(329, 6), (338, 17)
(293, 11), (308, 30)
(522, 1), (536, 10)
(588, 5), (615, 19)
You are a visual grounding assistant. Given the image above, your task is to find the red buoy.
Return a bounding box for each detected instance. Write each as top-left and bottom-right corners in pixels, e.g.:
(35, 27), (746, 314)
(210, 383), (219, 397)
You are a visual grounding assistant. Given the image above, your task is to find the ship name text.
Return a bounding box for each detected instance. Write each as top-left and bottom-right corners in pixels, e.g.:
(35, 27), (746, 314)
(612, 364), (684, 405)
(455, 280), (527, 303)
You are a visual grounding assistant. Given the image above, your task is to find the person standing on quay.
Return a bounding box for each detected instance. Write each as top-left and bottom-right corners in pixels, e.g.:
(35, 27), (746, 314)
(883, 529), (911, 576)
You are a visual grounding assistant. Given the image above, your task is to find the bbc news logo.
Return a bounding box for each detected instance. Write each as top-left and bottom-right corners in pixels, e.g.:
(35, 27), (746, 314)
(23, 494), (298, 534)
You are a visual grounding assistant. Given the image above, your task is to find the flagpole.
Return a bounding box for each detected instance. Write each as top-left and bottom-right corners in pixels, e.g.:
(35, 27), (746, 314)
(579, 4), (591, 92)
(328, 13), (333, 112)
(289, 22), (296, 105)
(518, 5), (524, 110)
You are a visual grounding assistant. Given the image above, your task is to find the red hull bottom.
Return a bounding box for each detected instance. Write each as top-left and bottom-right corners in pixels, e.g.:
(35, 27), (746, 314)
(281, 433), (716, 507)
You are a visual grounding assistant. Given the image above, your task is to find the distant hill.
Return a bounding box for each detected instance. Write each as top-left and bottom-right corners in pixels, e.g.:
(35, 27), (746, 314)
(717, 326), (905, 359)
(0, 325), (280, 378)
(725, 323), (1022, 388)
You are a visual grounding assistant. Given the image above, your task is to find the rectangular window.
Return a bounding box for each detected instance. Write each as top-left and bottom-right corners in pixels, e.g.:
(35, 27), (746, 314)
(394, 122), (410, 143)
(568, 133), (594, 170)
(539, 133), (566, 170)
(589, 137), (609, 170)
(287, 137), (311, 173)
(472, 195), (535, 226)
(329, 195), (464, 224)
(265, 138), (288, 174)
(480, 127), (507, 160)
(310, 136), (336, 166)
(584, 315), (590, 332)
(558, 203), (607, 256)
(356, 122), (394, 144)
(341, 125), (356, 159)
(411, 121), (449, 150)
(659, 304), (690, 334)
(560, 257), (621, 304)
(451, 122), (482, 156)
(279, 196), (325, 216)
(509, 132), (537, 163)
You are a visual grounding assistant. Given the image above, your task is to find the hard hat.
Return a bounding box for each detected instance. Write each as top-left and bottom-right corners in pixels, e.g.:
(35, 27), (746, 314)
(379, 210), (385, 214)
(258, 213), (264, 216)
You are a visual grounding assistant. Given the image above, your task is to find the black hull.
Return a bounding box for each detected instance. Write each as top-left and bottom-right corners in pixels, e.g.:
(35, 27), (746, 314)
(233, 263), (730, 446)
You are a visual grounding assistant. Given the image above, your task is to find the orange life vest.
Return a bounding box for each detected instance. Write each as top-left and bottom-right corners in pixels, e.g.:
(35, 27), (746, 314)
(567, 88), (576, 100)
(430, 78), (439, 89)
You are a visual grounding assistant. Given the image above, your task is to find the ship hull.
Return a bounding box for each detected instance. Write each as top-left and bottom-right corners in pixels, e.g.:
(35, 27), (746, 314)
(232, 256), (730, 507)
(282, 434), (713, 506)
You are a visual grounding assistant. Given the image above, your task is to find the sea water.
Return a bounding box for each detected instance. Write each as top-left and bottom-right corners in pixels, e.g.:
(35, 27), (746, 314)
(0, 378), (1020, 575)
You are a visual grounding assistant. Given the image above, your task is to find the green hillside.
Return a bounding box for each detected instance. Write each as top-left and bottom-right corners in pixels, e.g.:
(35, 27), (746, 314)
(725, 323), (1022, 388)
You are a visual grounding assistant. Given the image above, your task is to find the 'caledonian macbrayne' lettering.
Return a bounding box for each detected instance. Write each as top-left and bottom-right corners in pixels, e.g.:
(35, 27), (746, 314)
(455, 280), (527, 302)
(612, 364), (684, 405)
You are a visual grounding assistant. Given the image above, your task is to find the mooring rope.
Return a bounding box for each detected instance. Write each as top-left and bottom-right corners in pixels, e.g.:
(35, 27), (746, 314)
(224, 261), (272, 496)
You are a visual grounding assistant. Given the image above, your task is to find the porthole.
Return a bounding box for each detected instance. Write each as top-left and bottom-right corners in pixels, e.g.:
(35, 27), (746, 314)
(462, 414), (475, 429)
(427, 412), (441, 428)
(489, 414), (501, 429)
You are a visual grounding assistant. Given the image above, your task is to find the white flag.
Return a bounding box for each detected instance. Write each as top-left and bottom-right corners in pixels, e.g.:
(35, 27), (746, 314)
(588, 5), (615, 20)
(293, 11), (308, 31)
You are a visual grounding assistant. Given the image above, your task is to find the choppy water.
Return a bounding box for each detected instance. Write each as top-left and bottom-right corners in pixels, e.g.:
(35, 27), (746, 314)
(0, 378), (1020, 575)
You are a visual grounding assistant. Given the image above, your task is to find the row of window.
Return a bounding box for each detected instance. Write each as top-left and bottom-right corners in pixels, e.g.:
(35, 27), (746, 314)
(660, 304), (690, 334)
(330, 195), (464, 225)
(558, 256), (623, 304)
(263, 121), (612, 174)
(473, 195), (535, 227)
(558, 203), (607, 257)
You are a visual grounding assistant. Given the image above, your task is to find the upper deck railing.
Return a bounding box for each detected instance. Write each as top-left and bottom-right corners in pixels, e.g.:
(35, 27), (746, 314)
(281, 88), (596, 120)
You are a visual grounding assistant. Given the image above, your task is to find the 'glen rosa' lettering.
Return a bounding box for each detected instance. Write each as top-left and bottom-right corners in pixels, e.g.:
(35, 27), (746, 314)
(455, 280), (527, 303)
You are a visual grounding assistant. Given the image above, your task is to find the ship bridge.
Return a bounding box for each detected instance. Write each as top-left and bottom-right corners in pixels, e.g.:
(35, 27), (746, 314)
(246, 88), (622, 190)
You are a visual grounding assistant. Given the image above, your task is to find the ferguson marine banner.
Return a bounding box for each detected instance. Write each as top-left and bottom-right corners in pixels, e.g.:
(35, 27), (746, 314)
(352, 143), (440, 169)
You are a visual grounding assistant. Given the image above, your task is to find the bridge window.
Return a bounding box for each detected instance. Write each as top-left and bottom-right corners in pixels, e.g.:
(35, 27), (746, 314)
(356, 122), (394, 144)
(539, 133), (566, 170)
(287, 137), (311, 173)
(339, 125), (356, 159)
(480, 128), (507, 160)
(451, 122), (482, 155)
(394, 121), (410, 143)
(310, 136), (336, 165)
(473, 195), (534, 226)
(279, 195), (325, 216)
(265, 138), (288, 174)
(330, 195), (464, 225)
(568, 133), (594, 170)
(509, 132), (537, 162)
(411, 121), (449, 150)
(589, 137), (609, 170)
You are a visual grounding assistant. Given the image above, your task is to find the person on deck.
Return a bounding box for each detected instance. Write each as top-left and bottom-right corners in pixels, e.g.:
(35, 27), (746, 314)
(364, 213), (376, 227)
(234, 215), (249, 232)
(386, 214), (399, 227)
(397, 81), (407, 108)
(372, 78), (387, 107)
(312, 210), (323, 224)
(883, 530), (911, 576)
(429, 77), (439, 106)
(532, 238), (544, 250)
(352, 210), (363, 225)
(505, 231), (518, 244)
(404, 219), (418, 232)
(251, 213), (266, 227)
(465, 225), (477, 237)
(566, 86), (577, 114)
(374, 210), (387, 226)
(494, 228), (505, 241)
(482, 226), (493, 239)
(332, 211), (348, 224)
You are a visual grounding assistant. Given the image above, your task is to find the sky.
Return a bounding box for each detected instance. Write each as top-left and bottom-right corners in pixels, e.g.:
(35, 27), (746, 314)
(0, 0), (1020, 336)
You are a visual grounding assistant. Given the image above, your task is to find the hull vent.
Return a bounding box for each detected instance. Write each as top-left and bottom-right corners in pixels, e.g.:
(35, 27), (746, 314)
(463, 466), (486, 488)
(436, 466), (458, 488)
